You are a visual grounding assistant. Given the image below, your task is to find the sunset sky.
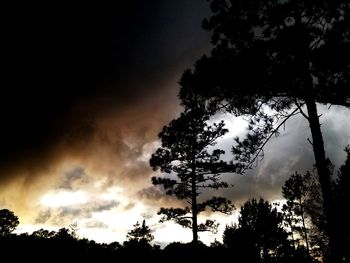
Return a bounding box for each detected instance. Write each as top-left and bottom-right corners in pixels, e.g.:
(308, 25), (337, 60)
(1, 1), (350, 246)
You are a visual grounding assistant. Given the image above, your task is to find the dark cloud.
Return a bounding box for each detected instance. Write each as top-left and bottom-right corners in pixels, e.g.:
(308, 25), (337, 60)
(137, 185), (182, 207)
(59, 167), (88, 190)
(91, 200), (120, 212)
(58, 207), (83, 219)
(35, 209), (52, 225)
(0, 1), (212, 225)
(135, 105), (350, 212)
(220, 105), (350, 206)
(138, 186), (165, 201)
(35, 199), (120, 227)
(0, 0), (211, 186)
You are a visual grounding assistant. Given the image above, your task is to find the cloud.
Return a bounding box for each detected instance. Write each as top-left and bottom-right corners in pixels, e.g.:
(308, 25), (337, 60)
(0, 0), (211, 218)
(59, 167), (88, 190)
(219, 104), (350, 206)
(138, 186), (165, 200)
(84, 221), (109, 229)
(35, 209), (52, 224)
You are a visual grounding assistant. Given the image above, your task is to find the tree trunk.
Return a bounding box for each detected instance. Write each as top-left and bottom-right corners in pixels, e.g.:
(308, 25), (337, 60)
(191, 169), (198, 243)
(299, 199), (310, 254)
(289, 219), (296, 250)
(305, 99), (338, 262)
(191, 148), (198, 243)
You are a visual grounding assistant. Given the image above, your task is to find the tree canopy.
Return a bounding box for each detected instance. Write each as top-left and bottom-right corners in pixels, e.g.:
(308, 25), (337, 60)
(150, 108), (234, 242)
(178, 1), (350, 260)
(126, 220), (154, 244)
(282, 172), (310, 252)
(0, 209), (19, 236)
(224, 198), (293, 262)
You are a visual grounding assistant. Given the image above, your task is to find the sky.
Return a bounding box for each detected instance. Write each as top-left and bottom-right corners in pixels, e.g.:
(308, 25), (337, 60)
(1, 1), (350, 246)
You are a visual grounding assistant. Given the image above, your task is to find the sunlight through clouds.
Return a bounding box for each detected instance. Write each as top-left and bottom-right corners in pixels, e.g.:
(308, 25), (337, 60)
(40, 190), (88, 208)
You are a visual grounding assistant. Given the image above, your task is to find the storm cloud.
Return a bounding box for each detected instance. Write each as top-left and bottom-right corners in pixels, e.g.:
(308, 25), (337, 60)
(0, 0), (211, 219)
(0, 1), (349, 244)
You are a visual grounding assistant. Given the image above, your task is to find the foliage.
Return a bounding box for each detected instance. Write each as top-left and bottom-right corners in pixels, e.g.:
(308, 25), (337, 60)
(179, 1), (350, 260)
(224, 198), (292, 262)
(150, 108), (235, 242)
(181, 0), (350, 112)
(333, 146), (350, 262)
(282, 172), (310, 251)
(126, 219), (154, 243)
(32, 228), (56, 239)
(0, 209), (19, 236)
(281, 155), (350, 261)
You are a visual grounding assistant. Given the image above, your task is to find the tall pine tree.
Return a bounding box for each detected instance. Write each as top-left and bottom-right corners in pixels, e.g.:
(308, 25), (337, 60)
(179, 1), (350, 260)
(150, 108), (234, 242)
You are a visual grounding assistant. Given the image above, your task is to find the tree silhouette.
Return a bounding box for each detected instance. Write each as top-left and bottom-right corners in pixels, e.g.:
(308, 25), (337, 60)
(0, 209), (19, 236)
(239, 198), (290, 261)
(53, 227), (76, 241)
(31, 228), (56, 239)
(303, 170), (329, 260)
(224, 198), (291, 262)
(179, 1), (350, 260)
(223, 224), (259, 262)
(126, 220), (154, 243)
(150, 108), (234, 243)
(333, 146), (350, 262)
(282, 172), (310, 253)
(283, 169), (331, 259)
(69, 221), (79, 239)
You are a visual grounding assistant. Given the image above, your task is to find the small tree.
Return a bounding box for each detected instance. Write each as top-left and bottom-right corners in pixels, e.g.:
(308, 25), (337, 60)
(69, 221), (79, 239)
(283, 170), (329, 259)
(333, 146), (350, 261)
(282, 172), (310, 252)
(150, 108), (234, 243)
(223, 224), (259, 262)
(224, 198), (290, 261)
(0, 209), (19, 236)
(126, 219), (154, 243)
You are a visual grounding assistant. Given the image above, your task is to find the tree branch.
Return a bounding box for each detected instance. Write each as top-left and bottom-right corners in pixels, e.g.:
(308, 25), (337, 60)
(240, 106), (301, 173)
(294, 101), (308, 120)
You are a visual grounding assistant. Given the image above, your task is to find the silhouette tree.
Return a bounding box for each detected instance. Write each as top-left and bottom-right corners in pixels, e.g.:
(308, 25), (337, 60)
(303, 170), (329, 260)
(53, 227), (76, 241)
(126, 220), (154, 243)
(223, 224), (259, 262)
(179, 1), (350, 260)
(240, 198), (290, 261)
(0, 209), (19, 236)
(69, 221), (79, 239)
(282, 172), (310, 253)
(283, 169), (330, 259)
(224, 198), (291, 262)
(31, 228), (56, 239)
(150, 108), (234, 243)
(333, 146), (350, 261)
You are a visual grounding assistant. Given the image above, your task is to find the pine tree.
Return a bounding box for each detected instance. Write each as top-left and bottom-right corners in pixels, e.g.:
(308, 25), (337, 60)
(150, 108), (234, 242)
(126, 219), (154, 243)
(179, 1), (350, 260)
(282, 172), (310, 253)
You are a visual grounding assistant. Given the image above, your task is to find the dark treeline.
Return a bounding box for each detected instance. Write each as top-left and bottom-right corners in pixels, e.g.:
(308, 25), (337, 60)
(1, 148), (348, 262)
